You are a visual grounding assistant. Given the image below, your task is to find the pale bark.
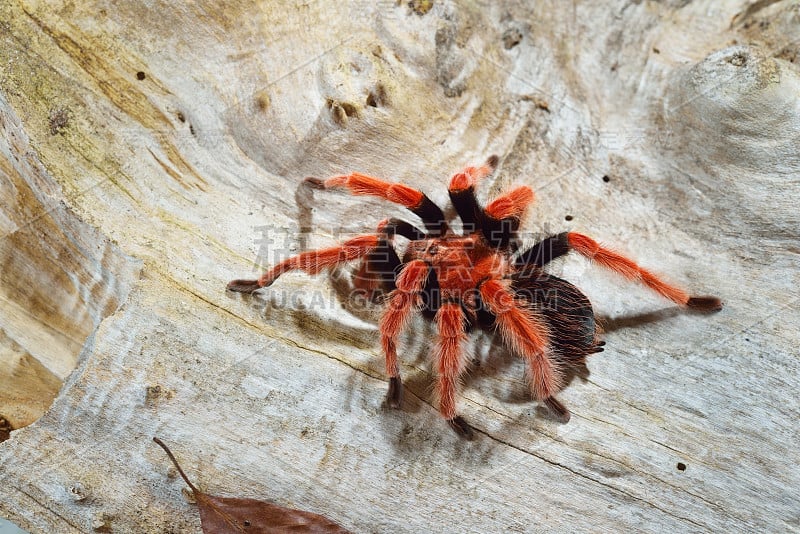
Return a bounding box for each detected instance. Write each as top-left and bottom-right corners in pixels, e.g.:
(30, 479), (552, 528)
(1, 1), (798, 532)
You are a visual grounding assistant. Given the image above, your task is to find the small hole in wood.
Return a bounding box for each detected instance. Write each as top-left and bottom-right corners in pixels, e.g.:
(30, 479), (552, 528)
(136, 71), (146, 81)
(340, 102), (358, 117)
(502, 27), (523, 49)
(677, 462), (686, 471)
(366, 83), (387, 108)
(602, 175), (611, 183)
(565, 215), (573, 221)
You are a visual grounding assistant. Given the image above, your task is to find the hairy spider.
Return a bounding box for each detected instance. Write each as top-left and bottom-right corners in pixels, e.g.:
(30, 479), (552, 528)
(227, 156), (722, 439)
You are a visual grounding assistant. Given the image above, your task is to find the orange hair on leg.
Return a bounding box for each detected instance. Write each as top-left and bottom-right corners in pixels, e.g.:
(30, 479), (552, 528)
(227, 234), (380, 292)
(306, 172), (448, 235)
(479, 279), (562, 401)
(379, 260), (429, 381)
(311, 172), (425, 209)
(448, 155), (499, 192)
(485, 185), (535, 220)
(566, 232), (722, 308)
(434, 302), (468, 421)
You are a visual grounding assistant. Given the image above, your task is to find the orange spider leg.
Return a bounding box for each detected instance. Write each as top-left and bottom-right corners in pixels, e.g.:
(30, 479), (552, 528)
(434, 301), (473, 438)
(448, 155), (499, 237)
(313, 172), (425, 208)
(485, 185), (535, 220)
(566, 232), (722, 310)
(227, 234), (380, 293)
(480, 279), (569, 421)
(305, 173), (446, 234)
(379, 260), (429, 408)
(448, 154), (499, 192)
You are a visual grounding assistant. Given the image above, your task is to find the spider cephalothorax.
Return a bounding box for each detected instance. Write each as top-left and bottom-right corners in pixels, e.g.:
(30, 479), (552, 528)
(228, 156), (722, 439)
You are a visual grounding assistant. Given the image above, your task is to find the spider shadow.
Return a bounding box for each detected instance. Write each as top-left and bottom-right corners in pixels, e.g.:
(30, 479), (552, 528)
(596, 306), (685, 334)
(227, 289), (377, 355)
(461, 331), (590, 406)
(379, 316), (438, 417)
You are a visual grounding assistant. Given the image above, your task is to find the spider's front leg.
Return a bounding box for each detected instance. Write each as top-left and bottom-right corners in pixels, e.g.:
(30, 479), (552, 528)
(305, 173), (448, 235)
(382, 263), (476, 439)
(447, 155), (534, 249)
(227, 234), (380, 293)
(379, 260), (429, 410)
(434, 301), (473, 439)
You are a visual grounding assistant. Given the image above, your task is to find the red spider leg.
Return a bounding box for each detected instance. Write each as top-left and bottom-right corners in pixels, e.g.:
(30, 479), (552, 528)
(515, 232), (571, 268)
(379, 260), (429, 408)
(434, 301), (473, 438)
(480, 279), (569, 421)
(484, 186), (535, 220)
(481, 185), (535, 249)
(448, 155), (499, 192)
(305, 173), (447, 235)
(227, 235), (380, 293)
(566, 232), (722, 310)
(448, 155), (499, 233)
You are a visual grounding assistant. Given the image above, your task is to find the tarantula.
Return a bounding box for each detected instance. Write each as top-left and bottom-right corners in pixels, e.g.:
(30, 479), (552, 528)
(227, 156), (722, 439)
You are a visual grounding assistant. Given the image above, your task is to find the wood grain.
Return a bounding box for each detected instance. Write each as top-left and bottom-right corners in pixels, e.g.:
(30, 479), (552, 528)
(1, 1), (798, 532)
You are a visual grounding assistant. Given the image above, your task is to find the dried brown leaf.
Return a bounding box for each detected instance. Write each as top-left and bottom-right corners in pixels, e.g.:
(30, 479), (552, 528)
(153, 437), (350, 534)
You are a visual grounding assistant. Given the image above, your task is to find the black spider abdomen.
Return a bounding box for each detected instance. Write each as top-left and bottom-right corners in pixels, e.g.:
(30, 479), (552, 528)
(511, 270), (597, 365)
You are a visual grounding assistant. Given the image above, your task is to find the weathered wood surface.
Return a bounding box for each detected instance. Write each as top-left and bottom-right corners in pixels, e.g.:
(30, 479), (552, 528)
(1, 1), (799, 532)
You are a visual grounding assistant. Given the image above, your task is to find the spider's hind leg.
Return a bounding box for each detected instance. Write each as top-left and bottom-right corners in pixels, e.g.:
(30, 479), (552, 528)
(479, 279), (567, 422)
(379, 260), (429, 411)
(566, 233), (722, 310)
(515, 232), (722, 311)
(511, 268), (607, 422)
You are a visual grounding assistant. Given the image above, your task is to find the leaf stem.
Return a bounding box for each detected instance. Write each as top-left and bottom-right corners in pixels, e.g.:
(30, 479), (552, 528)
(152, 437), (199, 494)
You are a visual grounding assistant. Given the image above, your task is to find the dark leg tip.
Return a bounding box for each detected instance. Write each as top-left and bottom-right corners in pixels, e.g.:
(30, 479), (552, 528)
(387, 376), (403, 409)
(687, 296), (723, 312)
(226, 279), (263, 293)
(303, 177), (325, 190)
(544, 396), (571, 423)
(486, 154), (499, 170)
(447, 416), (475, 440)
